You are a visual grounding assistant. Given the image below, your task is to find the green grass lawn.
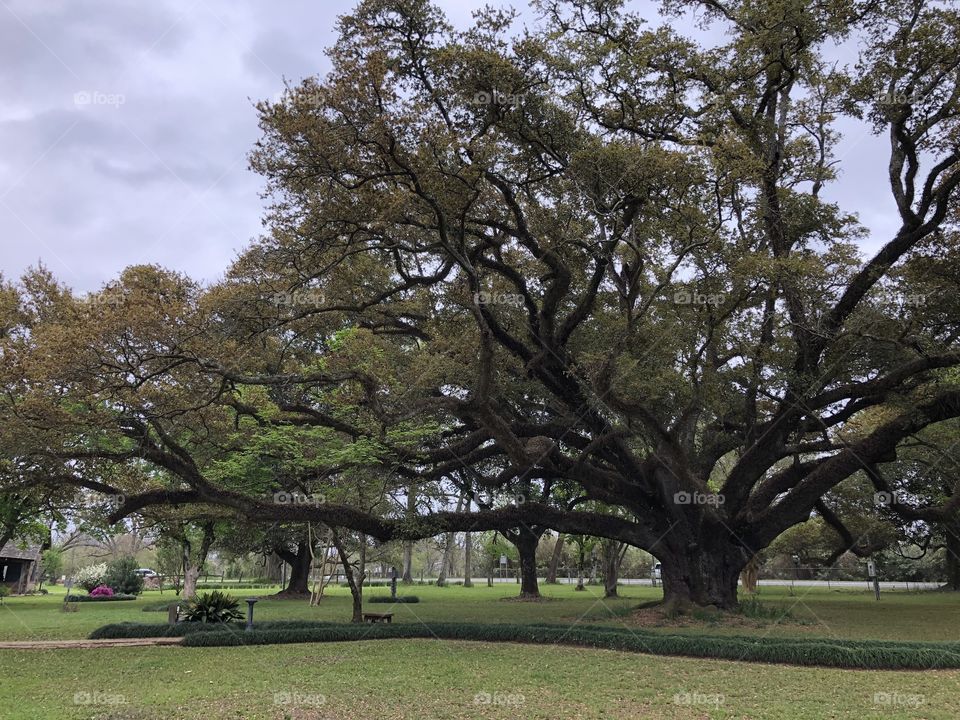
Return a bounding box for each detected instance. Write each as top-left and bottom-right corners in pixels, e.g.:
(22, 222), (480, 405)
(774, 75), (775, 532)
(3, 582), (959, 642)
(2, 640), (959, 719)
(2, 583), (959, 718)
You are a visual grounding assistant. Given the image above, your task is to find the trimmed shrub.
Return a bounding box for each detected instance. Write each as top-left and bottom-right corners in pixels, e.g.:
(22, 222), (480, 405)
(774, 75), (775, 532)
(90, 585), (114, 597)
(65, 593), (137, 602)
(367, 595), (419, 604)
(183, 591), (244, 623)
(195, 583), (277, 590)
(192, 623), (960, 670)
(91, 619), (336, 639)
(90, 620), (960, 669)
(104, 557), (145, 596)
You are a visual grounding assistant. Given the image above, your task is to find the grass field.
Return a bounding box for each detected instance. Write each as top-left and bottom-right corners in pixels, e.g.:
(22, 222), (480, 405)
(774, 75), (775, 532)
(2, 583), (959, 718)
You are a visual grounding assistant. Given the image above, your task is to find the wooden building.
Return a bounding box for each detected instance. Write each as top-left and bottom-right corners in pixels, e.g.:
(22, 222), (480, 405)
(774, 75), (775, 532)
(0, 542), (41, 594)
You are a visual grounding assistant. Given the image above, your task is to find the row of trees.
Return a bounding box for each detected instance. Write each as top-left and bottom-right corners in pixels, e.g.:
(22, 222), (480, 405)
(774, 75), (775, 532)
(3, 0), (960, 611)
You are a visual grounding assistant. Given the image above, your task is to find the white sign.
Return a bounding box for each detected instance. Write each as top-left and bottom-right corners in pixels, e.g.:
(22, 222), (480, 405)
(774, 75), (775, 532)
(867, 561), (876, 577)
(499, 555), (508, 565)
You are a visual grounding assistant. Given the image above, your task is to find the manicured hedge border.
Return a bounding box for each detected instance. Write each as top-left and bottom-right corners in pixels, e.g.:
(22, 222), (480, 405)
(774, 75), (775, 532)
(90, 620), (336, 639)
(89, 620), (960, 669)
(65, 594), (137, 602)
(368, 595), (419, 604)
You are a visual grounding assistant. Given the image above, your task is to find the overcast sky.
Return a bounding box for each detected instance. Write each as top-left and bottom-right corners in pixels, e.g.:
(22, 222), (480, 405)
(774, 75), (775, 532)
(2, 0), (897, 293)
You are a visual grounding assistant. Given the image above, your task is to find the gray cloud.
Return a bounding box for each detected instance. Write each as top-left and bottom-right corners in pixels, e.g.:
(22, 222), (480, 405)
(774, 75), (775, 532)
(0, 0), (900, 293)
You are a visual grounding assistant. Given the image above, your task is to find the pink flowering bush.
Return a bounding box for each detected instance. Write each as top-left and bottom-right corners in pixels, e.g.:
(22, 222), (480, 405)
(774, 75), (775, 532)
(90, 584), (114, 597)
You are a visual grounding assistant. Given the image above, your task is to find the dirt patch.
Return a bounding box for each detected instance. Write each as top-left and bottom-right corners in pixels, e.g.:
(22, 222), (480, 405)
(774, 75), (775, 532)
(0, 637), (183, 650)
(622, 605), (807, 632)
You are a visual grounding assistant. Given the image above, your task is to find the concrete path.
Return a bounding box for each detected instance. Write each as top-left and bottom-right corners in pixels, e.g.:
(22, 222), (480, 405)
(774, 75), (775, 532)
(0, 637), (182, 650)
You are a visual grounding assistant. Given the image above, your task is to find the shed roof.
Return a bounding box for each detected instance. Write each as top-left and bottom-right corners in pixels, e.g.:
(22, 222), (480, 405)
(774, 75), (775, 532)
(0, 542), (41, 562)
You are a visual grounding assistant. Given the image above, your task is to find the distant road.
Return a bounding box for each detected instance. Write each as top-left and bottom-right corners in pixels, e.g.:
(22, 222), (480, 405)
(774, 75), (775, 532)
(412, 577), (941, 591)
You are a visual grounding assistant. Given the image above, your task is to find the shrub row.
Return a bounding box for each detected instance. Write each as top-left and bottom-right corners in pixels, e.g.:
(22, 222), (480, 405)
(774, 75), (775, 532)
(90, 619), (337, 639)
(65, 594), (137, 602)
(367, 595), (420, 604)
(90, 620), (960, 669)
(195, 583), (277, 590)
(181, 623), (960, 669)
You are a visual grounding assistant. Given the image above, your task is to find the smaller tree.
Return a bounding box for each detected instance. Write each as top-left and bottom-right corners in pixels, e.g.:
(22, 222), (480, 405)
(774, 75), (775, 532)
(481, 533), (516, 587)
(566, 536), (599, 591)
(40, 548), (63, 585)
(155, 539), (184, 594)
(103, 556), (144, 595)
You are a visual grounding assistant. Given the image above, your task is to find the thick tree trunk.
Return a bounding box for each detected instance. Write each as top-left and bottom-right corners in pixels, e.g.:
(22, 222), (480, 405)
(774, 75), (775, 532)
(546, 534), (564, 584)
(180, 522), (215, 600)
(276, 539), (313, 596)
(264, 552), (283, 583)
(508, 526), (542, 599)
(463, 531), (473, 587)
(182, 565), (200, 600)
(657, 542), (745, 612)
(601, 540), (622, 598)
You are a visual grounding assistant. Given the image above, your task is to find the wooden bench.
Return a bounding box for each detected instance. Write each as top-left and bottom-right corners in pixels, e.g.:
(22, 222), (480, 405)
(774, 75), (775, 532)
(362, 612), (393, 624)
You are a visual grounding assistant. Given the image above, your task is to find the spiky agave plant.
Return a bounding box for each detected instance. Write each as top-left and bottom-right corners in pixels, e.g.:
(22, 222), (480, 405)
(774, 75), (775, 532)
(183, 591), (244, 623)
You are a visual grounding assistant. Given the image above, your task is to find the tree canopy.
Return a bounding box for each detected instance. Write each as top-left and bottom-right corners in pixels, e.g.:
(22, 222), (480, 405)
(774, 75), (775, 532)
(3, 0), (960, 608)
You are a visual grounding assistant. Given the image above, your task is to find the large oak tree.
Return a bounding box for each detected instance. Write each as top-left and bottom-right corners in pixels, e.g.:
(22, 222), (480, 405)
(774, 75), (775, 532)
(4, 0), (960, 609)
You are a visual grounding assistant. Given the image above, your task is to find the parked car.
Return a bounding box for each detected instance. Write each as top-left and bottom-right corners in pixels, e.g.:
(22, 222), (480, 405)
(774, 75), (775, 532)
(134, 568), (158, 578)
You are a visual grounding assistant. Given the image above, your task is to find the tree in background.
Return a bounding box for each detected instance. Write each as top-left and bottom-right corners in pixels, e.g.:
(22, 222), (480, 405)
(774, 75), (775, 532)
(103, 556), (145, 596)
(40, 548), (63, 585)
